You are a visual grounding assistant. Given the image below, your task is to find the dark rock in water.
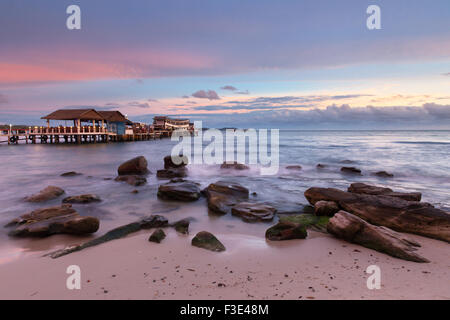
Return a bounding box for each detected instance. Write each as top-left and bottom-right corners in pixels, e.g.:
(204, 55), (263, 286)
(231, 202), (276, 222)
(5, 204), (99, 237)
(220, 161), (249, 170)
(316, 164), (327, 169)
(131, 189), (139, 194)
(265, 221), (307, 241)
(25, 186), (65, 203)
(348, 183), (421, 201)
(164, 155), (188, 169)
(314, 200), (340, 217)
(48, 215), (168, 258)
(304, 187), (450, 242)
(117, 156), (148, 176)
(171, 218), (190, 234)
(62, 194), (101, 204)
(115, 175), (147, 186)
(149, 229), (166, 243)
(279, 214), (330, 233)
(191, 231), (226, 252)
(157, 168), (187, 179)
(158, 181), (201, 202)
(340, 167), (362, 175)
(374, 171), (394, 178)
(202, 181), (249, 215)
(328, 210), (429, 263)
(286, 165), (302, 171)
(61, 171), (82, 177)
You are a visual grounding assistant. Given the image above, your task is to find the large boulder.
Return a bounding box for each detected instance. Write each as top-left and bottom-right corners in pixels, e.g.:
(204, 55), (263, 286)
(304, 187), (450, 242)
(265, 221), (307, 241)
(157, 180), (201, 202)
(348, 183), (421, 201)
(62, 194), (101, 204)
(191, 231), (226, 252)
(231, 202), (276, 222)
(114, 175), (147, 186)
(328, 210), (429, 263)
(314, 200), (339, 217)
(117, 156), (148, 175)
(5, 204), (99, 237)
(202, 181), (249, 215)
(164, 155), (188, 169)
(220, 161), (249, 170)
(25, 186), (65, 203)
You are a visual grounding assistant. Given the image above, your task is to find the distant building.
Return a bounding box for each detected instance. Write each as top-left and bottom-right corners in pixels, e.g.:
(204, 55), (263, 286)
(153, 116), (192, 131)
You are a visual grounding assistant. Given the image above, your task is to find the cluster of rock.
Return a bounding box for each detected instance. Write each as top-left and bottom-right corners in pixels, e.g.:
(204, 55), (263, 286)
(303, 182), (450, 262)
(157, 155), (188, 179)
(115, 156), (149, 186)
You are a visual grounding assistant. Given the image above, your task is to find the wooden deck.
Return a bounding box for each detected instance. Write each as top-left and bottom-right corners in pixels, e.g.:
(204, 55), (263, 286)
(0, 126), (175, 145)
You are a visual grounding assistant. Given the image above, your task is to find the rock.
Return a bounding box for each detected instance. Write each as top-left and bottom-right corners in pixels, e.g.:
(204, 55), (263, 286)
(114, 175), (147, 186)
(286, 165), (302, 171)
(25, 186), (65, 203)
(202, 181), (249, 215)
(340, 160), (356, 164)
(149, 229), (166, 243)
(117, 156), (148, 175)
(316, 164), (327, 169)
(164, 155), (188, 169)
(279, 214), (330, 233)
(171, 218), (190, 234)
(348, 183), (421, 201)
(131, 189), (139, 194)
(304, 187), (450, 242)
(48, 215), (168, 258)
(265, 221), (307, 241)
(327, 210), (429, 263)
(191, 231), (226, 252)
(220, 161), (249, 170)
(60, 171), (82, 177)
(157, 181), (201, 202)
(265, 201), (310, 215)
(5, 204), (99, 237)
(340, 167), (362, 175)
(374, 171), (394, 178)
(156, 168), (187, 179)
(62, 194), (101, 204)
(314, 200), (339, 217)
(231, 202), (276, 222)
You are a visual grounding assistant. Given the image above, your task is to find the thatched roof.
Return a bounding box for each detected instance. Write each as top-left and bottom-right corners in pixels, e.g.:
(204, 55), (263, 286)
(42, 109), (104, 121)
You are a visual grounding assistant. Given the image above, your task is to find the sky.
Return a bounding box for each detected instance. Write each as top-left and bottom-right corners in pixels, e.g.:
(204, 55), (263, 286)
(0, 0), (449, 129)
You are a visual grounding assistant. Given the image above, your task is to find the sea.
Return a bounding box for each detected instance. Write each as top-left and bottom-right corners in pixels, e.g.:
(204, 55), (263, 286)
(0, 130), (449, 264)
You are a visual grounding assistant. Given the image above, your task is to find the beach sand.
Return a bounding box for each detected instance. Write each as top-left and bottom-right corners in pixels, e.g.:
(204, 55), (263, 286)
(0, 227), (449, 300)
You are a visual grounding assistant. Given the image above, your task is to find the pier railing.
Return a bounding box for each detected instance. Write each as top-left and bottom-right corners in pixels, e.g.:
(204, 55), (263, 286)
(28, 126), (108, 134)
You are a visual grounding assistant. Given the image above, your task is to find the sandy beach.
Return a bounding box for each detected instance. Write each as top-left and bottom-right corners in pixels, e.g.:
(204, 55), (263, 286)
(1, 225), (449, 300)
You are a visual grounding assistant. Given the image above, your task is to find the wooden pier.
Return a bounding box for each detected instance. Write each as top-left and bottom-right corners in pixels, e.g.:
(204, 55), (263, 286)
(0, 126), (171, 145)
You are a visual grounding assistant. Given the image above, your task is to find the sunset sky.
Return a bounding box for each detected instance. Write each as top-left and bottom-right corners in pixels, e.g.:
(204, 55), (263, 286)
(0, 0), (449, 128)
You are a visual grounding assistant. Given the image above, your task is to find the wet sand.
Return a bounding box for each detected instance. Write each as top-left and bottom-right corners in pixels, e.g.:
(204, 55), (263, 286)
(1, 225), (449, 300)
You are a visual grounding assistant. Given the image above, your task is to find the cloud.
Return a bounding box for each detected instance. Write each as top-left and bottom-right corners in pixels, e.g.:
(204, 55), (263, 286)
(147, 98), (159, 102)
(128, 101), (151, 108)
(442, 72), (450, 76)
(0, 94), (8, 104)
(236, 90), (250, 95)
(192, 90), (220, 100)
(168, 103), (450, 129)
(221, 85), (237, 91)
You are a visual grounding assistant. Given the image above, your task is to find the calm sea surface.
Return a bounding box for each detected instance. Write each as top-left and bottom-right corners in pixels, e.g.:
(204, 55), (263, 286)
(0, 130), (449, 263)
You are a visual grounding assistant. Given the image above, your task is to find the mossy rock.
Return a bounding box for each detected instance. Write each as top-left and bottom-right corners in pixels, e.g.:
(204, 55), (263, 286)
(279, 214), (330, 232)
(265, 221), (307, 241)
(192, 231), (225, 252)
(149, 229), (166, 243)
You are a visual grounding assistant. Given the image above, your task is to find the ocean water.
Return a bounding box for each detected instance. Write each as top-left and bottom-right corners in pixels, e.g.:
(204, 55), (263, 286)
(0, 130), (449, 264)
